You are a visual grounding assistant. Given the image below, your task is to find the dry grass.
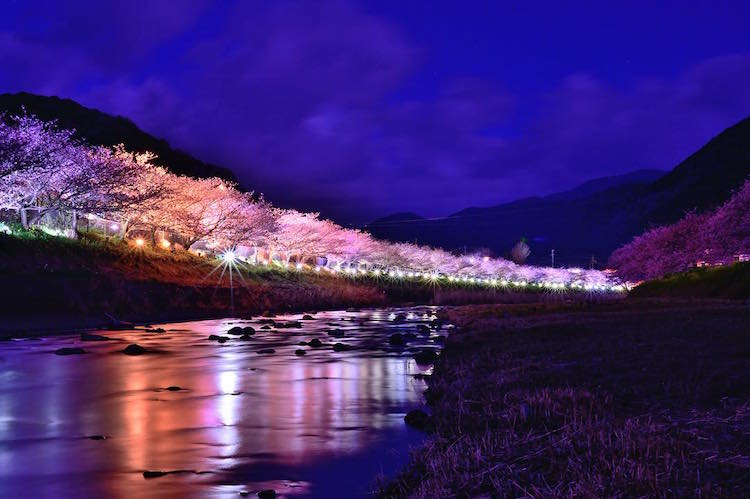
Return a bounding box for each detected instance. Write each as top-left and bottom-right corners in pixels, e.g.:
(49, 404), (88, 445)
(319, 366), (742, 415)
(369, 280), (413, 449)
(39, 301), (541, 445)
(381, 301), (750, 497)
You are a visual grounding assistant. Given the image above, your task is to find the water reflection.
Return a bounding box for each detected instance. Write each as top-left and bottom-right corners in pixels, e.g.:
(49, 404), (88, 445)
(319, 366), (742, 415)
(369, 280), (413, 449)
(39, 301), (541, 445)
(0, 307), (445, 498)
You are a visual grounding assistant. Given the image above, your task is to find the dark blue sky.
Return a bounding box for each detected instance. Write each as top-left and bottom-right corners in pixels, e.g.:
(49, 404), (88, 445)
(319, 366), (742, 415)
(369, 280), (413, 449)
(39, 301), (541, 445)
(2, 0), (750, 224)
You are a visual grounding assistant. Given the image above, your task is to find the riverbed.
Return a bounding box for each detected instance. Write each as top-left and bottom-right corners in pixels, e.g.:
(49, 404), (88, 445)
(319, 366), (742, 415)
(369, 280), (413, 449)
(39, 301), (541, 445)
(0, 307), (447, 498)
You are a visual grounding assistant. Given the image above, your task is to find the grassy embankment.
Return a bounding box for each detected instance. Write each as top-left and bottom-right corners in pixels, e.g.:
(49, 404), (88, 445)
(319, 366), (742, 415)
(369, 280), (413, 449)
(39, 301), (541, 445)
(0, 229), (592, 335)
(381, 298), (750, 497)
(630, 261), (750, 299)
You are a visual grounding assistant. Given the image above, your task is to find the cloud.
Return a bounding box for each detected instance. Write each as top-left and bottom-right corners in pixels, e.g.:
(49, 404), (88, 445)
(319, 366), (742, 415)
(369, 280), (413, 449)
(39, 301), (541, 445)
(1, 2), (750, 223)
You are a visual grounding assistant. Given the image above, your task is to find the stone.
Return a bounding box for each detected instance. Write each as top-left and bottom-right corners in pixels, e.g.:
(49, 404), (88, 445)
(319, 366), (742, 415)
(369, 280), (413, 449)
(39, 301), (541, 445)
(143, 470), (168, 479)
(332, 343), (352, 352)
(413, 349), (439, 365)
(217, 337), (228, 344)
(55, 347), (87, 355)
(417, 324), (431, 334)
(308, 338), (323, 348)
(257, 490), (276, 499)
(240, 334), (253, 340)
(165, 386), (182, 391)
(294, 349), (306, 356)
(242, 326), (256, 334)
(227, 326), (245, 335)
(260, 325), (272, 330)
(257, 348), (275, 354)
(327, 329), (345, 338)
(389, 333), (405, 346)
(122, 344), (147, 355)
(404, 409), (432, 431)
(393, 313), (407, 323)
(80, 332), (112, 341)
(208, 334), (222, 340)
(87, 435), (107, 440)
(301, 314), (315, 320)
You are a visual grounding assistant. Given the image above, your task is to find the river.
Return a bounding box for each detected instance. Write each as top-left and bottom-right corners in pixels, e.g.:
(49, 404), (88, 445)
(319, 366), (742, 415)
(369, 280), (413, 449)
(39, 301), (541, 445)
(0, 307), (448, 498)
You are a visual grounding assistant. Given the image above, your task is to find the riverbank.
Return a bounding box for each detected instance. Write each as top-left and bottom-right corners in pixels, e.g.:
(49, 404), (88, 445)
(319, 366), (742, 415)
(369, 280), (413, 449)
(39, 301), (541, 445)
(0, 232), (609, 336)
(381, 298), (750, 497)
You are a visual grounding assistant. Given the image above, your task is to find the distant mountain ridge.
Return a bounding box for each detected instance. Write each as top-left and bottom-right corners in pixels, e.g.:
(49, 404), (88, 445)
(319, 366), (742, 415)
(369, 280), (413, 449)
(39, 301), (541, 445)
(0, 92), (236, 182)
(368, 116), (750, 266)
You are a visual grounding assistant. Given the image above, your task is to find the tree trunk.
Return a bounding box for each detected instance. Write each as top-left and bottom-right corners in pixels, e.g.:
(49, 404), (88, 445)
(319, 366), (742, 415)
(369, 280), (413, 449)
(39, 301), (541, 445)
(70, 210), (78, 239)
(20, 208), (28, 229)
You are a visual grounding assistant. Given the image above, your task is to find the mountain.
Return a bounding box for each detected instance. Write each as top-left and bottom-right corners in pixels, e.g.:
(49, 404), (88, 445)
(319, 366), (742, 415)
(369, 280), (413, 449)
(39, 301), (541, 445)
(543, 169), (665, 201)
(367, 116), (750, 267)
(0, 92), (236, 182)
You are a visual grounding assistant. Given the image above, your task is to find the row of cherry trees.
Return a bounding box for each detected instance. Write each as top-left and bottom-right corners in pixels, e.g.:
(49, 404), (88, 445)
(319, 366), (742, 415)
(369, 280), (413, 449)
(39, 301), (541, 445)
(0, 113), (613, 286)
(608, 178), (750, 281)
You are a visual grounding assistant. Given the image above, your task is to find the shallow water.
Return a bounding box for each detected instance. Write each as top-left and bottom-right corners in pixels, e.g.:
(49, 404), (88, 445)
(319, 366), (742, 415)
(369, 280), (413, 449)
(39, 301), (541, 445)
(0, 307), (447, 498)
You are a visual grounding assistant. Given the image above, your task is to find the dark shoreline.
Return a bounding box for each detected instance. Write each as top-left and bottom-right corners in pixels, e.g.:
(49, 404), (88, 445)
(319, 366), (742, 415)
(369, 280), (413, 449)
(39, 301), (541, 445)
(381, 298), (750, 497)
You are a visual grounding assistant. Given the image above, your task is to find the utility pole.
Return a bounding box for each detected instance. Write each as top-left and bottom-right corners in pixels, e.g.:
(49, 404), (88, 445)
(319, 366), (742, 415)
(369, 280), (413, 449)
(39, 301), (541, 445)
(550, 249), (555, 268)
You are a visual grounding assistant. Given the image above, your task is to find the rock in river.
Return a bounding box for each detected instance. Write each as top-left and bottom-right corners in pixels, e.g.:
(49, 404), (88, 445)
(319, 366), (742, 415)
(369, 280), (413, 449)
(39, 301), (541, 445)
(294, 349), (307, 356)
(413, 349), (439, 365)
(302, 314), (315, 320)
(257, 348), (275, 354)
(404, 409), (433, 431)
(308, 338), (323, 348)
(122, 344), (147, 356)
(258, 490), (277, 499)
(388, 333), (406, 346)
(227, 326), (245, 335)
(54, 347), (87, 355)
(332, 343), (352, 352)
(242, 326), (256, 334)
(327, 329), (345, 338)
(80, 332), (112, 342)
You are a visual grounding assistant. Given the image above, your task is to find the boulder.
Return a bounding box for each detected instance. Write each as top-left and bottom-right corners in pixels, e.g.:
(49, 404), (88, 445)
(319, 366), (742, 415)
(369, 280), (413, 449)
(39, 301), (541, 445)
(332, 343), (352, 352)
(208, 334), (222, 340)
(308, 338), (323, 348)
(122, 344), (147, 355)
(257, 348), (275, 354)
(294, 349), (306, 356)
(302, 314), (315, 320)
(260, 325), (272, 330)
(242, 326), (256, 334)
(227, 326), (245, 335)
(393, 313), (407, 323)
(258, 490), (276, 499)
(165, 386), (182, 391)
(240, 334), (253, 340)
(54, 347), (87, 355)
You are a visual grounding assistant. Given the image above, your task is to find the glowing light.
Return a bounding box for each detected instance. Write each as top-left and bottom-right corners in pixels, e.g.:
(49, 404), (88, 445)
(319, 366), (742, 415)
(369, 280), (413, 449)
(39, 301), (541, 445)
(135, 238), (145, 247)
(296, 262), (303, 270)
(314, 266), (321, 272)
(110, 223), (119, 231)
(221, 250), (236, 263)
(160, 239), (171, 249)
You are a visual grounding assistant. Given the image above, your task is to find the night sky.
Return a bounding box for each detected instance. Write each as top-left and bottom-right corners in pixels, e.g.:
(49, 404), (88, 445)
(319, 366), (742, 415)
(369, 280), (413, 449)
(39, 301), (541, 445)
(2, 1), (750, 225)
